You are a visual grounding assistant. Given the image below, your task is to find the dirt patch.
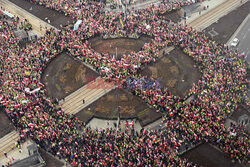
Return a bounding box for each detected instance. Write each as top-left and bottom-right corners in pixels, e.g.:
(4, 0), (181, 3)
(8, 0), (75, 28)
(181, 143), (243, 167)
(0, 106), (15, 138)
(75, 89), (162, 126)
(41, 52), (99, 100)
(204, 1), (250, 44)
(88, 35), (152, 59)
(39, 148), (64, 167)
(161, 10), (182, 23)
(141, 48), (200, 98)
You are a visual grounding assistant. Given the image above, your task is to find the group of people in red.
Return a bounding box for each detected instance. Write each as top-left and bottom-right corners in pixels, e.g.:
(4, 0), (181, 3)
(0, 0), (248, 166)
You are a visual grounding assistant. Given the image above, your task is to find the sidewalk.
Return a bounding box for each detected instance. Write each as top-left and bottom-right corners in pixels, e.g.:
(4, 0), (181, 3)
(188, 0), (248, 30)
(0, 8), (41, 38)
(126, 0), (159, 11)
(0, 140), (33, 166)
(105, 0), (160, 12)
(181, 0), (227, 24)
(87, 117), (142, 131)
(0, 0), (56, 35)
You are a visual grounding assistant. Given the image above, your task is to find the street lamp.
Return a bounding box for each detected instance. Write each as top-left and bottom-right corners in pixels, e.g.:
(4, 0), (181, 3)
(115, 47), (118, 59)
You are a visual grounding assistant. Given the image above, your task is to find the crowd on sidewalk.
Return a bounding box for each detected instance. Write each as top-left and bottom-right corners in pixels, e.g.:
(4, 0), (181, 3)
(0, 0), (249, 166)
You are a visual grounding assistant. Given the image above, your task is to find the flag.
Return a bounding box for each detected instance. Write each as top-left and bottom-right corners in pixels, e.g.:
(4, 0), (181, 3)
(120, 18), (124, 28)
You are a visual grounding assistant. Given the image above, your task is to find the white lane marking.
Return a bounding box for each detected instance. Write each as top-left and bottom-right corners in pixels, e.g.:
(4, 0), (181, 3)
(243, 34), (247, 39)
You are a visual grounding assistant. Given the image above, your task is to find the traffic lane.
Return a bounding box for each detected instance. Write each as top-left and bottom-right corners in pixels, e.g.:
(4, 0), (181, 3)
(239, 35), (250, 63)
(235, 16), (250, 62)
(235, 20), (250, 99)
(235, 18), (250, 100)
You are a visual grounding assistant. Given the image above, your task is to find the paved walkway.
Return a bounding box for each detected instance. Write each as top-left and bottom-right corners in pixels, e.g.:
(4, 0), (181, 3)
(59, 77), (114, 115)
(87, 118), (142, 131)
(105, 0), (160, 12)
(0, 0), (56, 35)
(0, 140), (48, 167)
(0, 131), (24, 166)
(181, 0), (227, 25)
(125, 0), (159, 11)
(0, 130), (19, 157)
(188, 0), (249, 30)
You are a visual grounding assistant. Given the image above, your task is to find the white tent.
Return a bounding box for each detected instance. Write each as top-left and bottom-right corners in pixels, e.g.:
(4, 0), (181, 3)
(73, 20), (83, 31)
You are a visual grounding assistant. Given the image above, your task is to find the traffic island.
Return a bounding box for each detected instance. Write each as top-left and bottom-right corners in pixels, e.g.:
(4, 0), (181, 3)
(88, 35), (152, 59)
(141, 47), (201, 98)
(76, 88), (162, 127)
(41, 52), (99, 100)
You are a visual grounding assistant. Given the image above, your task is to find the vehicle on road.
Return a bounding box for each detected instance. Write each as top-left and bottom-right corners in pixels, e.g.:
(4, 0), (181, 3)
(230, 38), (239, 47)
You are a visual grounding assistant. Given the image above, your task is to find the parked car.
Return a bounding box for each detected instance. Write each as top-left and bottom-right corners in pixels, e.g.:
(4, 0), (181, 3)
(231, 38), (239, 47)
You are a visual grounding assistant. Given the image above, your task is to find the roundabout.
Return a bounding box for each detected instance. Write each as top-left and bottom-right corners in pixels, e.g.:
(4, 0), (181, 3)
(0, 0), (248, 166)
(41, 34), (200, 126)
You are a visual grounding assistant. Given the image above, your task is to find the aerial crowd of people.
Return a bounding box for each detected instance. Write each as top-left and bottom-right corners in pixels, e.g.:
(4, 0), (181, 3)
(0, 0), (249, 166)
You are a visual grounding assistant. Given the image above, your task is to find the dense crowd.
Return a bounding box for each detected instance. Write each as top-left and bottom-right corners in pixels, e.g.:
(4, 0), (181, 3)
(0, 0), (249, 166)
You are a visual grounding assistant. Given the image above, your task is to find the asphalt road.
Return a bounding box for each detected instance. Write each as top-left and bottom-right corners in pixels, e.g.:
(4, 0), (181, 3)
(232, 14), (250, 100)
(234, 14), (250, 63)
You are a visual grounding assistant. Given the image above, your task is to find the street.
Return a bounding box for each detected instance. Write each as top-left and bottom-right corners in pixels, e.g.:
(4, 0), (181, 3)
(232, 13), (250, 100)
(234, 14), (250, 63)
